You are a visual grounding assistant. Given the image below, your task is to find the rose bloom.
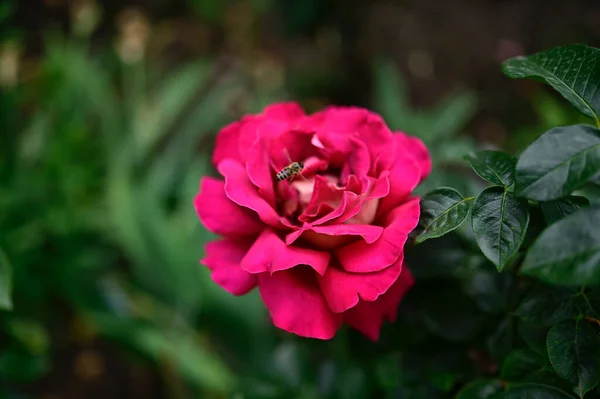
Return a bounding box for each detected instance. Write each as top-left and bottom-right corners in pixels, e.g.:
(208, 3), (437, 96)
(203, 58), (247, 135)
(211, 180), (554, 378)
(194, 102), (431, 340)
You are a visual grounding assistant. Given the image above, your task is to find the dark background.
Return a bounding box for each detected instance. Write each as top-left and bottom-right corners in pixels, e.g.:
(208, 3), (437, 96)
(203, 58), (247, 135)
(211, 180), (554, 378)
(1, 0), (598, 397)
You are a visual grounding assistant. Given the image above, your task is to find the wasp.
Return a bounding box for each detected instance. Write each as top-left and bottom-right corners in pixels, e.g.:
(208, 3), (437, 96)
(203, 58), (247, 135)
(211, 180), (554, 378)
(276, 161), (305, 181)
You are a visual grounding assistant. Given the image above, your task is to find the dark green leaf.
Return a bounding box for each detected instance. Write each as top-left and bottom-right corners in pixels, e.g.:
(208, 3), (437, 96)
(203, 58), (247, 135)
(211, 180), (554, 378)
(501, 349), (543, 380)
(505, 383), (576, 398)
(518, 321), (549, 356)
(472, 186), (530, 271)
(415, 188), (474, 243)
(541, 196), (590, 225)
(515, 286), (578, 327)
(0, 249), (12, 311)
(462, 268), (512, 313)
(420, 287), (484, 343)
(515, 125), (600, 201)
(455, 379), (503, 399)
(521, 207), (600, 285)
(502, 44), (600, 122)
(487, 316), (515, 363)
(576, 290), (600, 320)
(547, 320), (600, 397)
(464, 150), (517, 187)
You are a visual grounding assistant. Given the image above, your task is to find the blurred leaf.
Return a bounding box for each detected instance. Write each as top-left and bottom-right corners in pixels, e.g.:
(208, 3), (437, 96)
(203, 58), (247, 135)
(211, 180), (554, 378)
(576, 290), (600, 319)
(7, 319), (49, 355)
(0, 0), (15, 24)
(505, 383), (576, 398)
(502, 44), (600, 122)
(0, 346), (48, 383)
(515, 125), (600, 201)
(472, 187), (530, 271)
(405, 233), (470, 279)
(541, 196), (590, 225)
(416, 188), (473, 243)
(501, 349), (543, 381)
(487, 316), (515, 364)
(421, 287), (484, 342)
(372, 60), (407, 129)
(462, 267), (512, 313)
(518, 321), (549, 356)
(427, 92), (477, 144)
(133, 60), (212, 157)
(0, 248), (12, 310)
(515, 285), (578, 327)
(547, 320), (600, 397)
(464, 150), (517, 187)
(521, 207), (600, 285)
(455, 379), (504, 399)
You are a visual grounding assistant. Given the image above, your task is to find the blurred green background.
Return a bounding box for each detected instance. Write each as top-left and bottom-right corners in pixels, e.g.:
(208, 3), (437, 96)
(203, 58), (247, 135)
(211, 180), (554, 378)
(1, 0), (599, 398)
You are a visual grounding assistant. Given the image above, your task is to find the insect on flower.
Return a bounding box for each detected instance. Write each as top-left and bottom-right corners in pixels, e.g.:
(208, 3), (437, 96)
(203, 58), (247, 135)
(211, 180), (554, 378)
(275, 149), (307, 182)
(276, 161), (305, 181)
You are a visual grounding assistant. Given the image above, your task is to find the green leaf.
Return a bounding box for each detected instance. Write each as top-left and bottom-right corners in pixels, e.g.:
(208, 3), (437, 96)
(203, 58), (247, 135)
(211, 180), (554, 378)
(415, 188), (474, 243)
(547, 320), (600, 397)
(501, 349), (543, 381)
(505, 383), (576, 398)
(514, 125), (600, 201)
(471, 186), (530, 271)
(518, 321), (550, 356)
(464, 150), (517, 187)
(541, 196), (590, 225)
(502, 44), (600, 123)
(455, 379), (503, 399)
(515, 286), (578, 327)
(0, 248), (13, 311)
(521, 207), (600, 285)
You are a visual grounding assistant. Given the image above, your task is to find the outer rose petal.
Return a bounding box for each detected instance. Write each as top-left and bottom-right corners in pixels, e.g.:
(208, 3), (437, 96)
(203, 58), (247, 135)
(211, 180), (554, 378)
(201, 238), (257, 295)
(263, 102), (305, 120)
(218, 159), (284, 227)
(337, 198), (420, 273)
(246, 137), (276, 207)
(241, 229), (331, 276)
(259, 267), (343, 339)
(344, 267), (414, 341)
(377, 135), (423, 218)
(194, 178), (262, 237)
(319, 259), (403, 313)
(213, 121), (244, 167)
(396, 132), (432, 180)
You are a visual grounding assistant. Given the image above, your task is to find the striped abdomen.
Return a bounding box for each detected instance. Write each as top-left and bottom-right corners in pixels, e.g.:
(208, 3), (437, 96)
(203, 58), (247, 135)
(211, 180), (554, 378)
(276, 161), (304, 181)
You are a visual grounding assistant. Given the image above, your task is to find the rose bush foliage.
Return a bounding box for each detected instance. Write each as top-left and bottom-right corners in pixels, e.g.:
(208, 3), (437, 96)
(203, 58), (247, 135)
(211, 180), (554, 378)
(194, 102), (431, 340)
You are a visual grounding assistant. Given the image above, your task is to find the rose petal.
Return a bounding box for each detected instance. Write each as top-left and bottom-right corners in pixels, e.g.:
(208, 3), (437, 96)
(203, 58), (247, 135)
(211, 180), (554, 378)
(246, 137), (276, 207)
(356, 112), (395, 174)
(263, 102), (306, 120)
(396, 131), (432, 180)
(241, 229), (331, 276)
(336, 198), (420, 273)
(319, 258), (403, 313)
(213, 120), (244, 167)
(377, 134), (423, 218)
(259, 267), (343, 339)
(335, 174), (390, 225)
(287, 223), (384, 248)
(194, 178), (263, 237)
(201, 238), (257, 295)
(343, 267), (414, 341)
(218, 159), (285, 227)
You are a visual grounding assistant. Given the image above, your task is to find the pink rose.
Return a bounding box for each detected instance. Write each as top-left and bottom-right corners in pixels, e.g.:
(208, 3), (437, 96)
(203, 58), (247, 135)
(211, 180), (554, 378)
(194, 102), (431, 340)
